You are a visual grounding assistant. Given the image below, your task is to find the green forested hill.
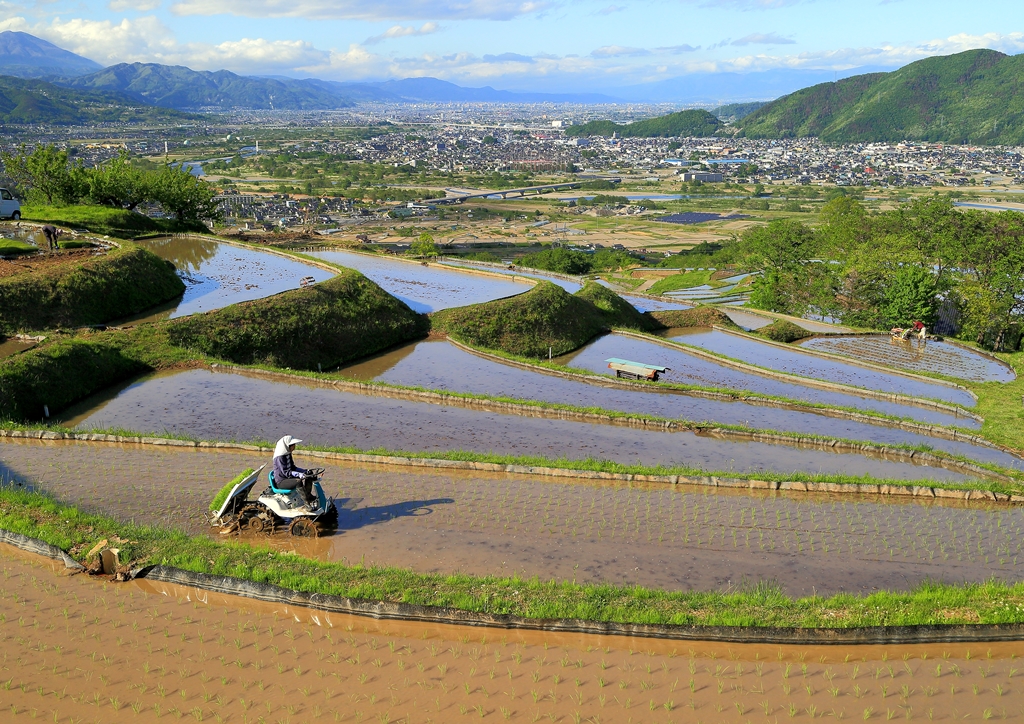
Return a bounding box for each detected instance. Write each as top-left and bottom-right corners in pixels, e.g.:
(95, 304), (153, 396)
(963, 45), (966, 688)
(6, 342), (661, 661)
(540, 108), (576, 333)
(0, 76), (197, 124)
(565, 109), (721, 137)
(735, 49), (1024, 144)
(64, 63), (352, 111)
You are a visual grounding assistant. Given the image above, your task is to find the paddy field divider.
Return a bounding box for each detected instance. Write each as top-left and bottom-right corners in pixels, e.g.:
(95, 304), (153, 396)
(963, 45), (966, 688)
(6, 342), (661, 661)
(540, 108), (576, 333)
(1, 532), (1023, 644)
(2, 425), (1020, 502)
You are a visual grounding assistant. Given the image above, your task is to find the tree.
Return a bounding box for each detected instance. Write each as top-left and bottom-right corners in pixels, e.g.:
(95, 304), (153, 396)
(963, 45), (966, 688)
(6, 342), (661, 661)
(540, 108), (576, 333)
(410, 232), (439, 257)
(86, 151), (150, 210)
(150, 165), (221, 224)
(0, 144), (84, 205)
(879, 264), (938, 327)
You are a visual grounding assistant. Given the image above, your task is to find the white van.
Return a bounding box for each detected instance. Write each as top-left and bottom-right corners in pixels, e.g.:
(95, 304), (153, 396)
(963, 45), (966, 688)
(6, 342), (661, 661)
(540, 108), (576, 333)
(0, 188), (20, 220)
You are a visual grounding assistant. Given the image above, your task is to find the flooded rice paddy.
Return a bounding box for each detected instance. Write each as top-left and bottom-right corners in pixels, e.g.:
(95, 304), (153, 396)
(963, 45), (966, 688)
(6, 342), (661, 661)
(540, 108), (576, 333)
(2, 547), (1019, 724)
(308, 250), (532, 312)
(339, 339), (1020, 470)
(127, 236), (334, 323)
(55, 368), (979, 481)
(0, 338), (35, 358)
(441, 259), (583, 292)
(556, 333), (977, 429)
(667, 328), (977, 408)
(2, 439), (1021, 595)
(797, 335), (1016, 383)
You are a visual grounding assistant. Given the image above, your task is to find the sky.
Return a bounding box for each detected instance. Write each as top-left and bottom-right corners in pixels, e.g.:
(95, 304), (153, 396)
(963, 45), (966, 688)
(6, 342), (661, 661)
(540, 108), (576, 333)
(1, 0), (1023, 93)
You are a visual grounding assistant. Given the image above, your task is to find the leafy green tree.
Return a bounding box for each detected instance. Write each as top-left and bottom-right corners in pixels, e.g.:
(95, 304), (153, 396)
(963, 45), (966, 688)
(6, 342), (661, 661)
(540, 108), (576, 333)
(410, 232), (439, 257)
(85, 151), (150, 210)
(742, 219), (818, 315)
(0, 144), (84, 205)
(521, 247), (593, 275)
(150, 165), (221, 224)
(879, 264), (938, 327)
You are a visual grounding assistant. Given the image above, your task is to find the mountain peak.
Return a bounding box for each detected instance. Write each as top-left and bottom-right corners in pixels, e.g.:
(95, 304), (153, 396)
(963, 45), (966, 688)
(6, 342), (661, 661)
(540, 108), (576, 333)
(0, 31), (103, 78)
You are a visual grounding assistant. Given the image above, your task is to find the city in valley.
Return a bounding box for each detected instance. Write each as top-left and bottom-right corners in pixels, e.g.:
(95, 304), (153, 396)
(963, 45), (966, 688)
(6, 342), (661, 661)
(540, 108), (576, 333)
(1, 5), (1024, 722)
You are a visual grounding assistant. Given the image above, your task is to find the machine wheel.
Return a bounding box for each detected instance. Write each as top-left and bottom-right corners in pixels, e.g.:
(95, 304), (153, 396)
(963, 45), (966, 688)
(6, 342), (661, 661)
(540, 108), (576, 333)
(11, 211), (20, 221)
(289, 518), (318, 537)
(248, 516), (269, 533)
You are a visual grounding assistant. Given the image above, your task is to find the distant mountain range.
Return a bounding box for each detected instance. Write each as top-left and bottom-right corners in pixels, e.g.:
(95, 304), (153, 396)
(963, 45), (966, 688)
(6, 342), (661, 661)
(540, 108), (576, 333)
(735, 49), (1024, 145)
(565, 109), (722, 138)
(0, 75), (198, 124)
(0, 31), (102, 79)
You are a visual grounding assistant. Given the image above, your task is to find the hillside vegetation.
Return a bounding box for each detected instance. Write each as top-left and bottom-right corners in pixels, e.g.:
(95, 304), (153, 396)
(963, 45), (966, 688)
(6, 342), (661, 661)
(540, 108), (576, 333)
(431, 281), (659, 357)
(565, 109), (721, 138)
(0, 75), (199, 124)
(736, 49), (1024, 144)
(0, 243), (185, 335)
(167, 271), (429, 370)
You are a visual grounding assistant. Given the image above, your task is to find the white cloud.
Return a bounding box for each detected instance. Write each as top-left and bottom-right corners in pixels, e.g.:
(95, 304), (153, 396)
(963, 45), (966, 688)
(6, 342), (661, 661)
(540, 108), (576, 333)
(109, 0), (161, 10)
(732, 32), (795, 46)
(685, 0), (810, 7)
(170, 0), (549, 21)
(364, 22), (440, 45)
(591, 45), (649, 58)
(595, 4), (624, 14)
(655, 44), (700, 54)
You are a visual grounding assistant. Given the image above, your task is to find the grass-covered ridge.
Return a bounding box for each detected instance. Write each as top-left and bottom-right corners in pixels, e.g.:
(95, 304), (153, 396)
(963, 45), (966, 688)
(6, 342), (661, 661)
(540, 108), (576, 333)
(1, 485), (1022, 628)
(431, 281), (660, 358)
(0, 241), (185, 335)
(23, 205), (206, 238)
(166, 270), (429, 370)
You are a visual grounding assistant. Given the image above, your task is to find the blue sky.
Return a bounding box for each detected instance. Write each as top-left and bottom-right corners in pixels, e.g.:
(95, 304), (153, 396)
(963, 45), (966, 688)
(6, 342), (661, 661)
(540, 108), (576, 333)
(1, 0), (1022, 92)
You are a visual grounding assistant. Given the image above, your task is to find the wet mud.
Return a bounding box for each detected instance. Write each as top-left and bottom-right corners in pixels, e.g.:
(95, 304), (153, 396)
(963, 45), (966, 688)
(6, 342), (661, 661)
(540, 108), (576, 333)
(1, 545), (1019, 724)
(0, 338), (36, 358)
(556, 333), (977, 429)
(797, 335), (1016, 383)
(124, 236), (334, 323)
(54, 368), (981, 481)
(2, 438), (1020, 596)
(309, 250), (532, 312)
(666, 328), (977, 408)
(339, 339), (1021, 470)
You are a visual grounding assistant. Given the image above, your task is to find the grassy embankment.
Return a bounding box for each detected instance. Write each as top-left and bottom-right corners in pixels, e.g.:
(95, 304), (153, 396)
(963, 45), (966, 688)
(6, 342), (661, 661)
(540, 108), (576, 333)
(1, 484), (1021, 628)
(0, 238), (36, 256)
(648, 269), (714, 295)
(0, 272), (427, 421)
(22, 204), (206, 239)
(431, 281), (660, 357)
(0, 241), (185, 336)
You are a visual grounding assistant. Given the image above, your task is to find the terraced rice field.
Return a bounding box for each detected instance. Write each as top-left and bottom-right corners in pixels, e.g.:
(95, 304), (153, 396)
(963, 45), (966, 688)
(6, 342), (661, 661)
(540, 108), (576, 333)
(665, 328), (977, 408)
(557, 333), (977, 429)
(1, 543), (1022, 724)
(339, 339), (1021, 470)
(2, 439), (1020, 595)
(797, 336), (1016, 383)
(308, 250), (532, 312)
(54, 368), (983, 481)
(127, 236), (334, 323)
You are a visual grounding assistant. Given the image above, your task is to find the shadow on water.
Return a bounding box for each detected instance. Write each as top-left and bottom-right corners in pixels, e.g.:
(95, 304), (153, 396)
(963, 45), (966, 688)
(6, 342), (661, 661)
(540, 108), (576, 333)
(137, 235), (220, 272)
(334, 497), (455, 532)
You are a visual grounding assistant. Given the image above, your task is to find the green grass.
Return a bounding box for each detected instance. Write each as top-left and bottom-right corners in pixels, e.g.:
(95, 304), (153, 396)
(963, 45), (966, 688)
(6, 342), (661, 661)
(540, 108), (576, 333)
(22, 204), (205, 239)
(209, 468), (255, 512)
(1, 485), (1022, 628)
(649, 270), (714, 294)
(166, 270), (429, 370)
(0, 238), (36, 256)
(431, 281), (659, 358)
(0, 241), (185, 335)
(758, 319), (814, 343)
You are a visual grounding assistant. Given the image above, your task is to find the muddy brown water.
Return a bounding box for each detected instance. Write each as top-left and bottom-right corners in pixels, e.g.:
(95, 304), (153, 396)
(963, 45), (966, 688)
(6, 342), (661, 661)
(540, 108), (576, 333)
(55, 367), (980, 481)
(309, 250), (532, 313)
(0, 338), (35, 358)
(339, 339), (1022, 471)
(122, 236), (334, 323)
(797, 335), (1016, 383)
(2, 546), (1020, 724)
(556, 333), (978, 429)
(2, 438), (1020, 596)
(666, 328), (977, 408)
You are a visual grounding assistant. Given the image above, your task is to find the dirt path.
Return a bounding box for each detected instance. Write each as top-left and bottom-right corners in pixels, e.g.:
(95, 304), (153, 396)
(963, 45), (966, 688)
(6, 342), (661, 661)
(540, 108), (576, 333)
(0, 544), (1020, 723)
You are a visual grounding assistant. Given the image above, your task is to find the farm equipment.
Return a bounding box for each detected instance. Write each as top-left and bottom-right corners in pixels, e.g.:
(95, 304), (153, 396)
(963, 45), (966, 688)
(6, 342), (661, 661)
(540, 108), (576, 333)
(209, 465), (338, 537)
(606, 357), (669, 381)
